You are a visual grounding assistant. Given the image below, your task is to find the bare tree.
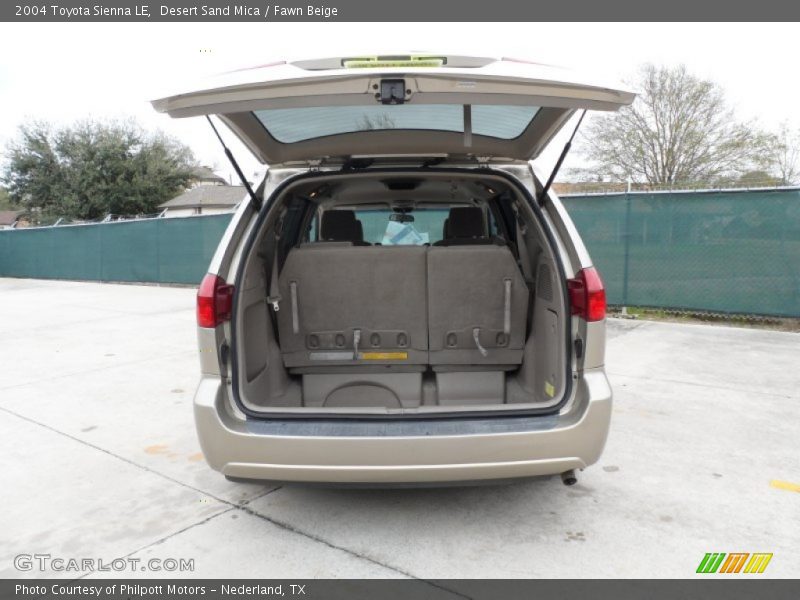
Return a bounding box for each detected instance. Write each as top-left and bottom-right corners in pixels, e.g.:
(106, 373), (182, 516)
(580, 64), (770, 185)
(357, 113), (396, 131)
(768, 122), (800, 184)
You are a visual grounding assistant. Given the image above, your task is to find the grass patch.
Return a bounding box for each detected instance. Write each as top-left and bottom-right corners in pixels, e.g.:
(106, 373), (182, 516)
(609, 305), (800, 332)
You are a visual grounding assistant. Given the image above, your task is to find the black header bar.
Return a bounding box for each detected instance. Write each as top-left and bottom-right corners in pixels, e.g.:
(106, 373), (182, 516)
(3, 0), (800, 22)
(3, 579), (800, 600)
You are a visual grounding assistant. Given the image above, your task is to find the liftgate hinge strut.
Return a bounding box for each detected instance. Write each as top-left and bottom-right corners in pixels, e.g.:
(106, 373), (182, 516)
(206, 116), (262, 211)
(539, 110), (587, 207)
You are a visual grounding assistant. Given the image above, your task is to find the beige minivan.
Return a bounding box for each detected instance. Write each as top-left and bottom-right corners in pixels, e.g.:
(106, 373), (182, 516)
(152, 54), (634, 485)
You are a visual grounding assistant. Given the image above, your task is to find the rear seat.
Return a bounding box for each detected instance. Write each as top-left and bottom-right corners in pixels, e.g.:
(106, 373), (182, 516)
(276, 243), (428, 370)
(276, 207), (528, 373)
(427, 207), (529, 368)
(433, 206), (495, 246)
(319, 209), (370, 245)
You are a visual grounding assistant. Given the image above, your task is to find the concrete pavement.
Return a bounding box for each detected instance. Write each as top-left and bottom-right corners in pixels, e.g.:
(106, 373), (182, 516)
(1, 278), (798, 578)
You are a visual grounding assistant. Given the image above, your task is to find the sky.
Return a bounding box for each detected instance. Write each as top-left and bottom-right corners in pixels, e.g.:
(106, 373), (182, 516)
(1, 22), (798, 183)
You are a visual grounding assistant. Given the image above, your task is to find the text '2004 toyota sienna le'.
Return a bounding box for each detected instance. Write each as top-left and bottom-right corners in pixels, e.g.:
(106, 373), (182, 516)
(152, 54), (635, 486)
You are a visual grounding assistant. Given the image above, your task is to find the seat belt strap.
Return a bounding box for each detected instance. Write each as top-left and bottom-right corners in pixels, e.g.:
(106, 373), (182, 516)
(267, 236), (281, 312)
(515, 216), (534, 284)
(265, 244), (282, 346)
(514, 207), (536, 337)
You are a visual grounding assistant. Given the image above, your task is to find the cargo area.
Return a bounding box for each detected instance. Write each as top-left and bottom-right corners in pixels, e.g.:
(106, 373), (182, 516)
(3, 277), (798, 576)
(230, 169), (571, 416)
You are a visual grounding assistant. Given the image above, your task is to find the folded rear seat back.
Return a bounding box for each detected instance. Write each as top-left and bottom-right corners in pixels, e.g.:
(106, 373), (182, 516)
(276, 244), (429, 370)
(427, 244), (529, 368)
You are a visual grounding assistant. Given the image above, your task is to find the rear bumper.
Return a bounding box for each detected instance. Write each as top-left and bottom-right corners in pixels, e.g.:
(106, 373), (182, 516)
(193, 370), (612, 484)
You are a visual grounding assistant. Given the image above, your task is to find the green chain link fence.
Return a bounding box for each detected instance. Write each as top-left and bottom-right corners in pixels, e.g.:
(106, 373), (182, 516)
(561, 187), (800, 317)
(0, 214), (232, 285)
(0, 188), (798, 316)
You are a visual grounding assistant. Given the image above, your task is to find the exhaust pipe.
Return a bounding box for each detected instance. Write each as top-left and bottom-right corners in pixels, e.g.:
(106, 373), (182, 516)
(561, 469), (578, 486)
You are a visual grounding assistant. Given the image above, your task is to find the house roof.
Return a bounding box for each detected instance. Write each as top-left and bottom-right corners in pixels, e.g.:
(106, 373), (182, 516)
(192, 166), (227, 185)
(159, 185), (245, 210)
(0, 210), (24, 226)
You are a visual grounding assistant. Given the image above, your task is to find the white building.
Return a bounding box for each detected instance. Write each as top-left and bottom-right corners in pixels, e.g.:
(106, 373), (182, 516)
(0, 210), (24, 230)
(190, 166), (229, 187)
(158, 186), (245, 218)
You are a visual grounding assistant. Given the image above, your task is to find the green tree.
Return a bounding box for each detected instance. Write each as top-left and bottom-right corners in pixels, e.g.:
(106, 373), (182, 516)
(580, 64), (771, 186)
(2, 119), (197, 220)
(0, 186), (17, 210)
(731, 170), (783, 188)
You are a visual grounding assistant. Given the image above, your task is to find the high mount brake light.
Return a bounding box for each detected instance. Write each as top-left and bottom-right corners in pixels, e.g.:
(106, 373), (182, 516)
(342, 56), (445, 68)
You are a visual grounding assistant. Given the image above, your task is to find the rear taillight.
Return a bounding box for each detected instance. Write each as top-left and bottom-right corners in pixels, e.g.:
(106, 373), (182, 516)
(197, 274), (234, 328)
(568, 267), (606, 322)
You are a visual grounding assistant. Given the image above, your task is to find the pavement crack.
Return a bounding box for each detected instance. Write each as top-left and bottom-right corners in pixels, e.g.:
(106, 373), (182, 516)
(243, 485), (284, 503)
(74, 507), (236, 580)
(0, 404), (235, 505)
(0, 407), (462, 589)
(233, 503), (470, 598)
(238, 503), (413, 577)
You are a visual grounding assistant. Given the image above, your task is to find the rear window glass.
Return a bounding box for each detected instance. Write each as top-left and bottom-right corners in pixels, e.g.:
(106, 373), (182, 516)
(355, 209), (450, 246)
(254, 105), (539, 143)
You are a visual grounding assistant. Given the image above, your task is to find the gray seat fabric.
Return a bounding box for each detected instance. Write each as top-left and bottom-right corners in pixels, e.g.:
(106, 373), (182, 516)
(320, 210), (369, 245)
(277, 244), (428, 369)
(427, 244), (529, 367)
(433, 206), (495, 246)
(277, 207), (528, 372)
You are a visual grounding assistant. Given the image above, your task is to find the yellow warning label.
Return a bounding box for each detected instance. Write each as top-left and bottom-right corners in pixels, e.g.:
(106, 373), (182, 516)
(359, 352), (408, 360)
(544, 381), (555, 398)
